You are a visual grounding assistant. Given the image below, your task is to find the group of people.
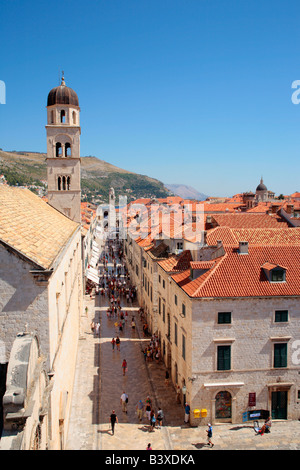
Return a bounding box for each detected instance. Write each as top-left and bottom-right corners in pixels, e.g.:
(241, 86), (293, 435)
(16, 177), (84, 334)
(110, 394), (164, 435)
(142, 333), (161, 363)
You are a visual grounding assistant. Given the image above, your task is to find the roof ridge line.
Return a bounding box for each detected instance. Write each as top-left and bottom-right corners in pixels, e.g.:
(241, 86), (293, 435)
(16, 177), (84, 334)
(192, 253), (227, 297)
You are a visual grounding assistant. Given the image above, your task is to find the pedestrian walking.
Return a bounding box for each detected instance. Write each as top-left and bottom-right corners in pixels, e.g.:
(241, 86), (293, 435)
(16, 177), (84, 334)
(206, 423), (214, 447)
(156, 407), (164, 428)
(136, 400), (144, 422)
(111, 337), (116, 350)
(110, 410), (118, 435)
(165, 370), (169, 386)
(146, 443), (152, 450)
(95, 322), (100, 336)
(184, 403), (190, 425)
(122, 359), (127, 376)
(120, 391), (128, 413)
(145, 397), (152, 421)
(149, 410), (156, 432)
(116, 336), (120, 351)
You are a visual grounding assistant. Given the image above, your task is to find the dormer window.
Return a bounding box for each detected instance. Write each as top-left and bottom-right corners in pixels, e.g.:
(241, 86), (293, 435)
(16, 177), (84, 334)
(262, 262), (286, 283)
(189, 260), (215, 280)
(271, 268), (286, 282)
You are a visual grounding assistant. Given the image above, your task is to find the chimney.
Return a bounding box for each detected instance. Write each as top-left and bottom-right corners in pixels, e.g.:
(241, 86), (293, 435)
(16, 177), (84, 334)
(239, 241), (248, 254)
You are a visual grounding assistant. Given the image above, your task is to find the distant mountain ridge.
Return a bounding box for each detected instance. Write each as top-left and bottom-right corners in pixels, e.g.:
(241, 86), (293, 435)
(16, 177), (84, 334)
(165, 183), (208, 201)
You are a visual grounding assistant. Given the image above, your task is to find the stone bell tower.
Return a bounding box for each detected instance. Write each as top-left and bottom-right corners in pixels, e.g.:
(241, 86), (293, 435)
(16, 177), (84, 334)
(45, 73), (81, 223)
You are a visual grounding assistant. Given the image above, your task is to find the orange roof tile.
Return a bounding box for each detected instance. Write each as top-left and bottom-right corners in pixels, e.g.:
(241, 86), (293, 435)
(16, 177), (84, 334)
(206, 227), (300, 247)
(158, 250), (192, 273)
(172, 245), (300, 298)
(211, 213), (289, 229)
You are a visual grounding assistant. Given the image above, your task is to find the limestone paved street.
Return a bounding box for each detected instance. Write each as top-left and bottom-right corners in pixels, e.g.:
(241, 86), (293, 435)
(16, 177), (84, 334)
(66, 243), (300, 451)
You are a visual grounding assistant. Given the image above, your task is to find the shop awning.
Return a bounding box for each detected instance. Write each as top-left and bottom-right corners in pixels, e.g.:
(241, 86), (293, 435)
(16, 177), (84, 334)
(86, 266), (99, 284)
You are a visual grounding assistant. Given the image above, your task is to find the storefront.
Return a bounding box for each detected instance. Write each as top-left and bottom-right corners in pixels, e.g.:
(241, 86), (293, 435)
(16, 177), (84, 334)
(203, 382), (244, 424)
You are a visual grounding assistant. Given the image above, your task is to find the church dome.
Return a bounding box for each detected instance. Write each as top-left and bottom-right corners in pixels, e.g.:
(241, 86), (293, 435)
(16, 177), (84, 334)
(47, 75), (79, 107)
(256, 178), (267, 191)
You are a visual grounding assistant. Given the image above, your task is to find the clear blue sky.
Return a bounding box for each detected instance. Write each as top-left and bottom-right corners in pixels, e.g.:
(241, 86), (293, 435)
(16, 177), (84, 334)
(1, 0), (300, 197)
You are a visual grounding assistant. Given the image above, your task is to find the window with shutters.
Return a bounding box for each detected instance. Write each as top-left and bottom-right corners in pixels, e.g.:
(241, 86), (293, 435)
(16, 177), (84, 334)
(217, 345), (231, 371)
(218, 312), (231, 324)
(275, 310), (288, 323)
(274, 343), (287, 368)
(182, 334), (186, 360)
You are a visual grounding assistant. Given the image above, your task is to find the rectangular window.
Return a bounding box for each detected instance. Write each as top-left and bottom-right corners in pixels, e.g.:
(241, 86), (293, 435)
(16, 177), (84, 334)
(174, 323), (178, 346)
(274, 343), (287, 368)
(159, 297), (161, 315)
(174, 295), (177, 305)
(218, 312), (231, 324)
(271, 269), (285, 282)
(182, 303), (186, 317)
(163, 303), (165, 323)
(217, 345), (231, 370)
(163, 279), (165, 289)
(182, 334), (186, 360)
(275, 310), (288, 322)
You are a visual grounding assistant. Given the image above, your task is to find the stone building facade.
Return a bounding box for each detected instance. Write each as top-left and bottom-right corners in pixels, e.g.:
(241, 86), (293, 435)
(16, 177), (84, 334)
(124, 201), (300, 425)
(0, 186), (83, 449)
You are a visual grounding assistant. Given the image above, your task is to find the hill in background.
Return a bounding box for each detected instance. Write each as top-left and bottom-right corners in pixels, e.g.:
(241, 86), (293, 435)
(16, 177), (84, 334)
(165, 183), (208, 201)
(0, 149), (172, 203)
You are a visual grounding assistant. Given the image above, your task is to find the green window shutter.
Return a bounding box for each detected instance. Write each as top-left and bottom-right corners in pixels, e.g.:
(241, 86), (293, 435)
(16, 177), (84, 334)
(218, 312), (231, 324)
(217, 345), (231, 370)
(275, 310), (288, 322)
(274, 343), (287, 368)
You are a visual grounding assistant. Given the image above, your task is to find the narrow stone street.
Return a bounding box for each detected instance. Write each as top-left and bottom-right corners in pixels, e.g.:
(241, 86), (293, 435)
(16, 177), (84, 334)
(66, 239), (300, 451)
(66, 239), (183, 451)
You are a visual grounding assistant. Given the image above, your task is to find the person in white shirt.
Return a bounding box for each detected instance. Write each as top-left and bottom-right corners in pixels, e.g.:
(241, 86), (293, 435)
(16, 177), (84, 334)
(120, 391), (128, 413)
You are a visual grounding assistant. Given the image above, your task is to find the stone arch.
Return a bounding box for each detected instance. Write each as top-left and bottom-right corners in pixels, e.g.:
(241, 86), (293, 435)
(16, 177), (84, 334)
(215, 390), (232, 420)
(54, 134), (72, 158)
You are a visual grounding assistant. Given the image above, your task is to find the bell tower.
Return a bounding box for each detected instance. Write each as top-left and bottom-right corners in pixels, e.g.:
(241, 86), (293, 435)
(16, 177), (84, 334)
(45, 74), (81, 223)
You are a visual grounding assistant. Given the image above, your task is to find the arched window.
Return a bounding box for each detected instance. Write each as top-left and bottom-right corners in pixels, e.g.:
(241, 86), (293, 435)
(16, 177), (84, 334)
(215, 391), (232, 419)
(58, 176), (61, 191)
(65, 143), (71, 157)
(67, 176), (71, 190)
(62, 176), (66, 191)
(56, 142), (62, 157)
(60, 110), (66, 123)
(72, 111), (76, 124)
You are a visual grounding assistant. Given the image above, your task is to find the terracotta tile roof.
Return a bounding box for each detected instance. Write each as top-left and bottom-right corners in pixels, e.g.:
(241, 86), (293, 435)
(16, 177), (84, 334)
(148, 241), (169, 259)
(206, 226), (300, 247)
(211, 213), (289, 229)
(172, 245), (300, 298)
(0, 186), (79, 269)
(158, 250), (192, 273)
(190, 260), (216, 270)
(206, 227), (239, 245)
(246, 202), (272, 213)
